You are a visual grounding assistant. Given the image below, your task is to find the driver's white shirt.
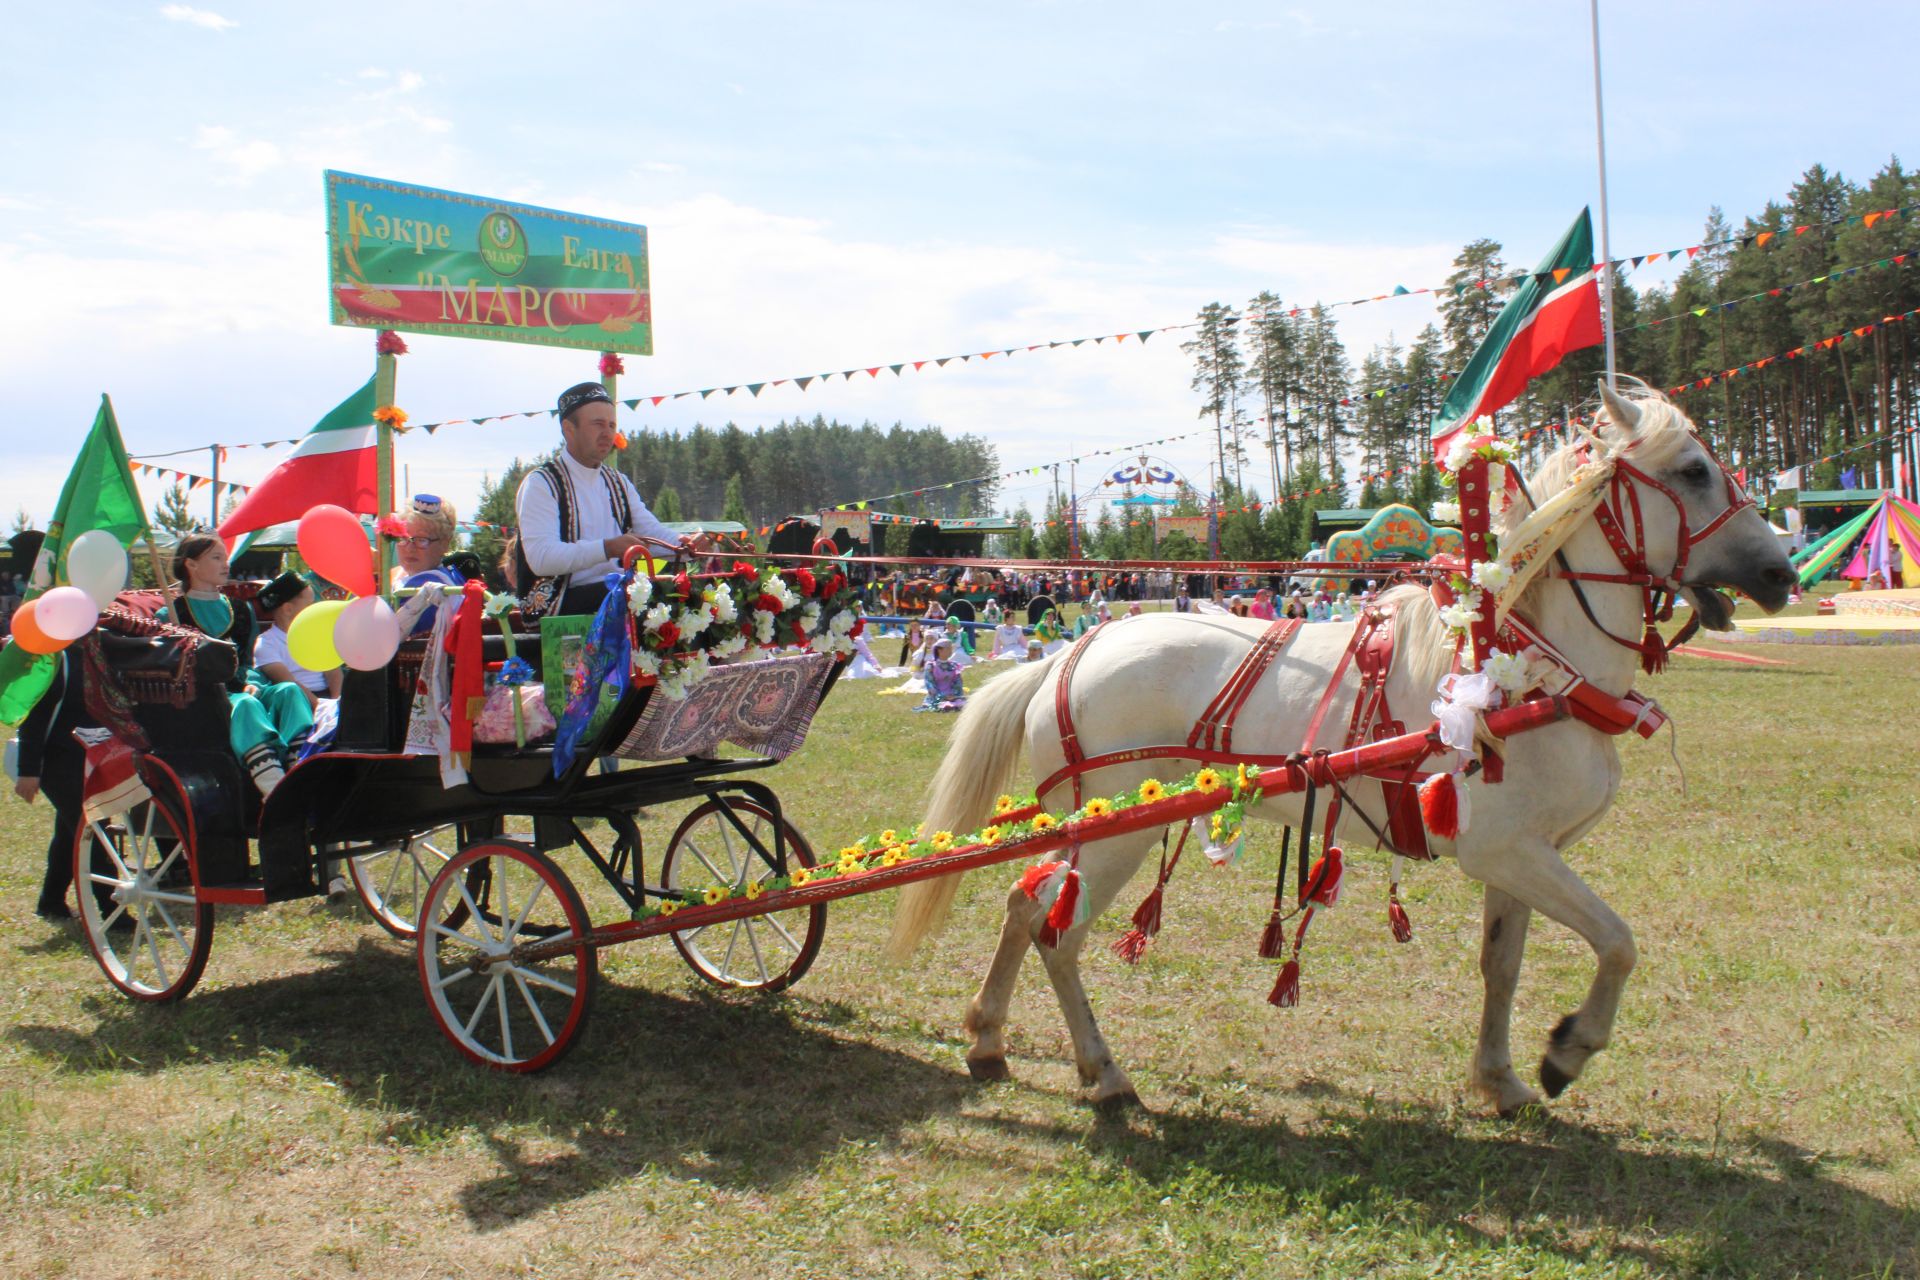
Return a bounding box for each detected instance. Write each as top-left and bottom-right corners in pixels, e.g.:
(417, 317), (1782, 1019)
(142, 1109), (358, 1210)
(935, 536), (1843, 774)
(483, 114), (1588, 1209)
(515, 449), (678, 583)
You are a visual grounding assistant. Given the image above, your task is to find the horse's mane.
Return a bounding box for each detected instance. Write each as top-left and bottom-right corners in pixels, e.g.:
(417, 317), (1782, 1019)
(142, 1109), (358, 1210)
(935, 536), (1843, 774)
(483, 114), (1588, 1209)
(1383, 381), (1698, 697)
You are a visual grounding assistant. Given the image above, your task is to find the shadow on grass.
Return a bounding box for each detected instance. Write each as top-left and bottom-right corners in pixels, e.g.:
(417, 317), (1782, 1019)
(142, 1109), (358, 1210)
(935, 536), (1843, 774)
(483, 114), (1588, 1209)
(10, 936), (971, 1229)
(1040, 1089), (1913, 1278)
(12, 942), (1917, 1275)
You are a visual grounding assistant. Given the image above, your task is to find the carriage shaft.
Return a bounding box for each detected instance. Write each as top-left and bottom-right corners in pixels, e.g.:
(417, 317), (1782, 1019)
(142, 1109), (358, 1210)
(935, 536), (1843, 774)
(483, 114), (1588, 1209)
(508, 694), (1570, 965)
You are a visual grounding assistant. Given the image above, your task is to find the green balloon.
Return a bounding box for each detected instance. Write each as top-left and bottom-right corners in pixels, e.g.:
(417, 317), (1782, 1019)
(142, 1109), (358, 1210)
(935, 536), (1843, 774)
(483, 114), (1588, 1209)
(287, 599), (348, 672)
(0, 644), (55, 727)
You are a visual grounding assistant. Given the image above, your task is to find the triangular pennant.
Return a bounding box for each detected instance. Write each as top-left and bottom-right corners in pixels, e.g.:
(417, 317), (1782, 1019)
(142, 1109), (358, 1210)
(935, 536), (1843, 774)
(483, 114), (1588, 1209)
(913, 361), (928, 370)
(747, 383), (765, 396)
(1686, 246), (1701, 258)
(1137, 330), (1153, 342)
(699, 389), (716, 399)
(1756, 231), (1774, 247)
(1552, 267), (1572, 284)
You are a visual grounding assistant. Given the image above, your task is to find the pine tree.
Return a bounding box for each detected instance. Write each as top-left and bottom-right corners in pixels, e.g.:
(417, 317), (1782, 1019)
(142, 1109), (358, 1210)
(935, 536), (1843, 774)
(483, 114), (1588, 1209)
(1296, 307), (1351, 503)
(1439, 238), (1510, 376)
(1245, 290), (1302, 499)
(654, 486), (683, 523)
(152, 484), (195, 535)
(1182, 302), (1247, 493)
(722, 472), (750, 526)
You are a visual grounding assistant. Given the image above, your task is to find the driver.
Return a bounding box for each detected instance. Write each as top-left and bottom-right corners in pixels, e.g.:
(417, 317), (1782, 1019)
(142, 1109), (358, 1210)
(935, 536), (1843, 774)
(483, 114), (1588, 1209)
(513, 382), (691, 617)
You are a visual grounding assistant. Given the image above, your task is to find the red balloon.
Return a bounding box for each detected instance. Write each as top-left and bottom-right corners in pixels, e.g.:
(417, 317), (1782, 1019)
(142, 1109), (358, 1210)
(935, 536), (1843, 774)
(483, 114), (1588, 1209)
(297, 504), (377, 598)
(8, 601), (68, 655)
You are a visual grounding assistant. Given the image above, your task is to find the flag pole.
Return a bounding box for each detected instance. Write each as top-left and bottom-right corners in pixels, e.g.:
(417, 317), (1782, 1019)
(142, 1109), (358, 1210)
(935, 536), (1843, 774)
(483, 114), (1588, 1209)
(1589, 0), (1617, 388)
(374, 335), (398, 599)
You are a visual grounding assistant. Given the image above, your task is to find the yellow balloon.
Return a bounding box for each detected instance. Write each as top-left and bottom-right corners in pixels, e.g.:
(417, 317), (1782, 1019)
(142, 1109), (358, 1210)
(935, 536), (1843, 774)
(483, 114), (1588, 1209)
(287, 599), (348, 672)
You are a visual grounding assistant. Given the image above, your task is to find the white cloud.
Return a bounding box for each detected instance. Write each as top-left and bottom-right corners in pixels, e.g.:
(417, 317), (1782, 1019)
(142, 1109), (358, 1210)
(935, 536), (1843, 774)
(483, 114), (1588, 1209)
(159, 4), (236, 31)
(193, 125), (282, 181)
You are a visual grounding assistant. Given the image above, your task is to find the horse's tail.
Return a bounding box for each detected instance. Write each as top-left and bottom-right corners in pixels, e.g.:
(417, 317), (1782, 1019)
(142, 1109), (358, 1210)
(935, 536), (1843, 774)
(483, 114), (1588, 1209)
(887, 648), (1065, 959)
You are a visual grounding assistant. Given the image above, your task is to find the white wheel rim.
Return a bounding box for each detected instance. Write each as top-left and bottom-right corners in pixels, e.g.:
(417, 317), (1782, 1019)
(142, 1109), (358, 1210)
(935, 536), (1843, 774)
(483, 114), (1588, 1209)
(668, 808), (810, 988)
(421, 850), (583, 1067)
(79, 805), (202, 997)
(350, 825), (459, 934)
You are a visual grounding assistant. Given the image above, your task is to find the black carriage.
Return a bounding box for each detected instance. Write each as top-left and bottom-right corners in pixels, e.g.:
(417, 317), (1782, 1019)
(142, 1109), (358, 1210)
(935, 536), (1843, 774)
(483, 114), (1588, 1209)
(73, 576), (847, 1072)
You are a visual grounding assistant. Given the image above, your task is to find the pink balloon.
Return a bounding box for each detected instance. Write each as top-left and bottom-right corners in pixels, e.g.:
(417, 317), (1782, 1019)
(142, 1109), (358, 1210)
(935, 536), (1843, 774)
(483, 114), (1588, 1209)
(333, 595), (401, 671)
(34, 586), (100, 642)
(297, 504), (376, 598)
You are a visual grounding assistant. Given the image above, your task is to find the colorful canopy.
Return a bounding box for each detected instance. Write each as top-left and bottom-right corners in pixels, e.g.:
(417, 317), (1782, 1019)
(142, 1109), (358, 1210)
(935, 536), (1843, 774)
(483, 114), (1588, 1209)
(1792, 492), (1920, 586)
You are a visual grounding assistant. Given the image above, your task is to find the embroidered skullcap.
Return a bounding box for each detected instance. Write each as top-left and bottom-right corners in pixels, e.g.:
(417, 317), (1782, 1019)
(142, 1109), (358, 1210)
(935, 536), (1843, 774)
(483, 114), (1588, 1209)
(557, 381), (614, 420)
(256, 570), (309, 612)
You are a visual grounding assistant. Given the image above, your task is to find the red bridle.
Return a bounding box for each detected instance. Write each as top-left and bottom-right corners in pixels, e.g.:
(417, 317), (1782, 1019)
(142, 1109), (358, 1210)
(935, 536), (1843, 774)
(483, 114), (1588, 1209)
(1547, 439), (1755, 673)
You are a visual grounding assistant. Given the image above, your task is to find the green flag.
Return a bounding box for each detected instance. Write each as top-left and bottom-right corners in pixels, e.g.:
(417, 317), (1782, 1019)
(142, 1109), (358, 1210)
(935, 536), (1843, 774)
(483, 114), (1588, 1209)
(0, 395), (152, 725)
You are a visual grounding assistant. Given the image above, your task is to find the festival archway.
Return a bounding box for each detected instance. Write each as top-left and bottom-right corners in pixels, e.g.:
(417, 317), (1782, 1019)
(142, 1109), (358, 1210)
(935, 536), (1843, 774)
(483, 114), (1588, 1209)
(1324, 504), (1462, 564)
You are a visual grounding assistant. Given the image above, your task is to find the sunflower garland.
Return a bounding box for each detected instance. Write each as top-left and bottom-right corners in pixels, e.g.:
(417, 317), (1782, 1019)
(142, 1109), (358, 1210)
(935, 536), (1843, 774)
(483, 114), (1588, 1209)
(621, 761), (1274, 926)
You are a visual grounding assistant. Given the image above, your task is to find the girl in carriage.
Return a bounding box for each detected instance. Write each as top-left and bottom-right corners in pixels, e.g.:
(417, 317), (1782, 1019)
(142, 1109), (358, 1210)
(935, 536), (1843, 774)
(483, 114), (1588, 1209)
(159, 535), (314, 797)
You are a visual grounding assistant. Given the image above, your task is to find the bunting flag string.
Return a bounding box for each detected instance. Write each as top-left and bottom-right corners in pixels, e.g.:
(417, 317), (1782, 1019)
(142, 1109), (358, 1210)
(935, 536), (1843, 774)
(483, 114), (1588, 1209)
(129, 461), (252, 499)
(126, 202), (1919, 459)
(1663, 308), (1919, 397)
(825, 428), (1219, 512)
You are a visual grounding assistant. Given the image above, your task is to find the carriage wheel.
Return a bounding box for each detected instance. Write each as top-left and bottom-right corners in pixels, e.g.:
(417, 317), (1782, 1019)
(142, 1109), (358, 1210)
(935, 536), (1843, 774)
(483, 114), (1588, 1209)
(75, 796), (214, 1003)
(348, 821), (487, 941)
(417, 841), (596, 1072)
(660, 799), (826, 993)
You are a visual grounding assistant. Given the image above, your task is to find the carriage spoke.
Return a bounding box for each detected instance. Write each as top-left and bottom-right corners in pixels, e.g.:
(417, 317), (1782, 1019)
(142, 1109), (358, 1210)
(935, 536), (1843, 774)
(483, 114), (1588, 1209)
(432, 921), (492, 951)
(684, 837), (730, 885)
(437, 965), (476, 987)
(89, 822), (135, 882)
(455, 880), (495, 945)
(140, 915), (172, 990)
(509, 969), (557, 1047)
(495, 976), (514, 1061)
(760, 912), (804, 957)
(507, 879), (546, 941)
(87, 873), (124, 889)
(147, 889), (198, 906)
(465, 974), (502, 1035)
(720, 919), (744, 978)
(744, 920), (772, 985)
(150, 900), (191, 956)
(513, 966), (576, 998)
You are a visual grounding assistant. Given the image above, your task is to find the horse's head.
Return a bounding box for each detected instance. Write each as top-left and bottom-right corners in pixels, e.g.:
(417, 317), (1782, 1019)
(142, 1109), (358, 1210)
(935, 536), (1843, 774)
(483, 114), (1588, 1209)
(1592, 382), (1795, 628)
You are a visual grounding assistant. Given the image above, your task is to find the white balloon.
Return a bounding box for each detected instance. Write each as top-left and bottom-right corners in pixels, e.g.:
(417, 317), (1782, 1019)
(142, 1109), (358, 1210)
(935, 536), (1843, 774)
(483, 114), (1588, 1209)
(66, 531), (128, 605)
(333, 595), (401, 671)
(35, 586), (101, 641)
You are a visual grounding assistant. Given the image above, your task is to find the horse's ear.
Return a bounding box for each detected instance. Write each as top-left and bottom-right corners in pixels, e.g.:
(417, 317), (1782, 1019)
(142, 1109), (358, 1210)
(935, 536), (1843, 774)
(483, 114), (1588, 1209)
(1597, 379), (1641, 440)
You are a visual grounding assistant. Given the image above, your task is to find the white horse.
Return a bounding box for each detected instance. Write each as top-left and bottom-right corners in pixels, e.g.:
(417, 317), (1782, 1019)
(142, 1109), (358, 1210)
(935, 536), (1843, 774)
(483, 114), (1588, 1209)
(889, 384), (1795, 1113)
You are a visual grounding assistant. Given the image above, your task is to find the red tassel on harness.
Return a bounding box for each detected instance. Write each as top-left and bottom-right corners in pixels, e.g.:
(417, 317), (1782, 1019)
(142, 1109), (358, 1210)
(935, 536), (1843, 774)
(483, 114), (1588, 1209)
(1268, 959), (1301, 1008)
(1038, 867), (1083, 946)
(1301, 846), (1344, 909)
(1641, 624), (1667, 675)
(1419, 772), (1463, 840)
(1019, 860), (1068, 901)
(1388, 895), (1413, 943)
(1257, 909), (1289, 959)
(1110, 883), (1164, 964)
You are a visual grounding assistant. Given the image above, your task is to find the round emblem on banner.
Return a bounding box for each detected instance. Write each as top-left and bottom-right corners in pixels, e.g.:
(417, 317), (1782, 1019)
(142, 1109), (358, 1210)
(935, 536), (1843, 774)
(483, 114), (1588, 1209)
(478, 211), (528, 277)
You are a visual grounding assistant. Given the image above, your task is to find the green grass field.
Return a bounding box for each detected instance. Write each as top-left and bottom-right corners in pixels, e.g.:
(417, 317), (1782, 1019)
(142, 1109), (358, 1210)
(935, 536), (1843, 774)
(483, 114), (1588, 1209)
(1, 618), (1915, 1278)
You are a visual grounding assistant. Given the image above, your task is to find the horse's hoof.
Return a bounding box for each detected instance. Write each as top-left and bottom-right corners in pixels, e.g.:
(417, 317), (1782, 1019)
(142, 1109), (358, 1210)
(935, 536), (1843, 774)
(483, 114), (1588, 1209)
(1497, 1092), (1545, 1119)
(1539, 1054), (1574, 1099)
(967, 1055), (1012, 1083)
(1092, 1089), (1145, 1115)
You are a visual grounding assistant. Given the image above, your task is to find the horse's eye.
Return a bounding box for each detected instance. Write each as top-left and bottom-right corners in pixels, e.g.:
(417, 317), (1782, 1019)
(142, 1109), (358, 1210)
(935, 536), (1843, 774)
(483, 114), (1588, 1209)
(1681, 462), (1711, 484)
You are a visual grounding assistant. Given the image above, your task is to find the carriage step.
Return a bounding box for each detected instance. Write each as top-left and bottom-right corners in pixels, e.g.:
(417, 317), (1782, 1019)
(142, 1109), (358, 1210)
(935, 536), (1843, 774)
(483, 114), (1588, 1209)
(197, 882), (269, 906)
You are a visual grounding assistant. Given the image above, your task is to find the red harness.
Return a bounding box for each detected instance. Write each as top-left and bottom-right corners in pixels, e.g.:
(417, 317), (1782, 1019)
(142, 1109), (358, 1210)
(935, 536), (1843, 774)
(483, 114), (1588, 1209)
(1549, 442), (1755, 673)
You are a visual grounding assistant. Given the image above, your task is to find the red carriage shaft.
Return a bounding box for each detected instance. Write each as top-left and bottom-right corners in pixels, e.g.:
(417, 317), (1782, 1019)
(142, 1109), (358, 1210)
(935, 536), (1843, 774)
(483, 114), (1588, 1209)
(506, 694), (1570, 966)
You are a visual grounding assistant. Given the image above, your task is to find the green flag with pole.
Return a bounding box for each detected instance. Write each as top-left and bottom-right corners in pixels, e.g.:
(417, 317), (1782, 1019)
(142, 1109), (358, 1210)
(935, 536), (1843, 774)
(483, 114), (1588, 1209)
(0, 395), (151, 725)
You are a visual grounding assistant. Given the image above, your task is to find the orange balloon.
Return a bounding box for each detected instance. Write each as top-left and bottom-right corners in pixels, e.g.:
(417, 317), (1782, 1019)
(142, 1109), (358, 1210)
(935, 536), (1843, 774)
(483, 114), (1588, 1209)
(8, 601), (68, 655)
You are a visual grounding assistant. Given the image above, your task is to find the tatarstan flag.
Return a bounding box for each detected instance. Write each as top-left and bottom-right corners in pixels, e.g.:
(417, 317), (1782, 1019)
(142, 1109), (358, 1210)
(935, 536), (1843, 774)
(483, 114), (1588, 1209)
(218, 378), (379, 538)
(1431, 208), (1606, 463)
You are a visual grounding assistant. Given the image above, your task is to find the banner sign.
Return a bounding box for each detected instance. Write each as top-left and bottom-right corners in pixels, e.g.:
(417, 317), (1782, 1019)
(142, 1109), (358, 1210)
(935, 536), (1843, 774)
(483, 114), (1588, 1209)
(325, 171), (652, 354)
(818, 510), (873, 542)
(1155, 515), (1212, 542)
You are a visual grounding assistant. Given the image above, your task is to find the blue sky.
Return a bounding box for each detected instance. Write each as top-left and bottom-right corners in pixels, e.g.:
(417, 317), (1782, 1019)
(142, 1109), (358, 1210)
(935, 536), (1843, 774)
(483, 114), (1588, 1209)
(1, 0), (1910, 528)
